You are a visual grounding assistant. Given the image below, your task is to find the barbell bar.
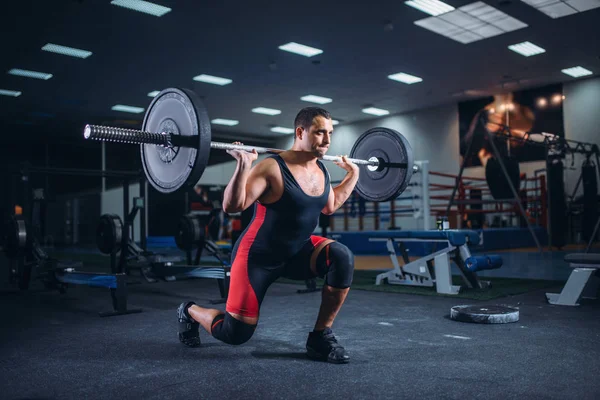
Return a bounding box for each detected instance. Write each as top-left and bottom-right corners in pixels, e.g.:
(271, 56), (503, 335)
(82, 87), (416, 202)
(83, 125), (415, 171)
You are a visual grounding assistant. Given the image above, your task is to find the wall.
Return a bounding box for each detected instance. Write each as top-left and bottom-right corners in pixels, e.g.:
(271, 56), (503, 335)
(562, 76), (600, 199)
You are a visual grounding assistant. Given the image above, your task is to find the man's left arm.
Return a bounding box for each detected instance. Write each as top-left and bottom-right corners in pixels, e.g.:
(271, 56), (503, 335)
(322, 156), (360, 215)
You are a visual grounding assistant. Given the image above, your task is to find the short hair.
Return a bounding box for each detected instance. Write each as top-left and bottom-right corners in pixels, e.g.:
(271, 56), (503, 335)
(294, 107), (331, 131)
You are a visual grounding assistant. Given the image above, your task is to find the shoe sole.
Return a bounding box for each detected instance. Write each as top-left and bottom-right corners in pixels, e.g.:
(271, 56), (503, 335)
(306, 347), (350, 364)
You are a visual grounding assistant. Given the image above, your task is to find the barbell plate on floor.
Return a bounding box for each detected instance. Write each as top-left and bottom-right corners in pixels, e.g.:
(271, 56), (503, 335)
(96, 214), (123, 254)
(175, 214), (206, 251)
(349, 127), (414, 202)
(450, 305), (519, 324)
(141, 88), (212, 194)
(485, 157), (520, 200)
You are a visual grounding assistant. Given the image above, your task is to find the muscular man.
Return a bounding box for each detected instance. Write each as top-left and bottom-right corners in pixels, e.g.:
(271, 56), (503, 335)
(177, 107), (359, 364)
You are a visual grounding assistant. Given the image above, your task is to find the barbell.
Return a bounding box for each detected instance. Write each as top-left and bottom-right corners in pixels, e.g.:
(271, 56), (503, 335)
(83, 87), (416, 202)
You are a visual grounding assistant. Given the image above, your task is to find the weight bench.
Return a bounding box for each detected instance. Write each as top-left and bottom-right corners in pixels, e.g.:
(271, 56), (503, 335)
(370, 230), (502, 295)
(545, 253), (600, 306)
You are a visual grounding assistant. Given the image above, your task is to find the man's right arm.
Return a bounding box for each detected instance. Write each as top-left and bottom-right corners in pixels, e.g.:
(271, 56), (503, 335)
(222, 159), (270, 214)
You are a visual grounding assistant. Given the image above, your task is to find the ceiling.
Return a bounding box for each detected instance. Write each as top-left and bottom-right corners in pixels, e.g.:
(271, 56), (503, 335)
(1, 0), (599, 143)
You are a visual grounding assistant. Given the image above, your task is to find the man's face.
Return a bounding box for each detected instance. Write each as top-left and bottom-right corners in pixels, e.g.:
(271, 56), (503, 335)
(303, 116), (333, 157)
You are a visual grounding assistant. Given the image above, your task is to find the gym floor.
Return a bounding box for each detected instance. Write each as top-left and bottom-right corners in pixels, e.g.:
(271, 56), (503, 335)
(1, 249), (599, 400)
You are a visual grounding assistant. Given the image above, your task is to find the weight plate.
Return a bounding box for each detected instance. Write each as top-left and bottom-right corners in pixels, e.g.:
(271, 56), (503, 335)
(485, 157), (520, 200)
(141, 88), (212, 194)
(96, 214), (123, 254)
(450, 305), (519, 324)
(175, 214), (206, 251)
(4, 216), (27, 258)
(350, 127), (414, 202)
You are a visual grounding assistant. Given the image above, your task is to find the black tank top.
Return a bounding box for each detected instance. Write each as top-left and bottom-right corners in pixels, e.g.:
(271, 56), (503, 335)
(237, 155), (331, 263)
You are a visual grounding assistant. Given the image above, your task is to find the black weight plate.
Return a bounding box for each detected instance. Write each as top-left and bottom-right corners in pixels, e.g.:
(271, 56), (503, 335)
(450, 305), (519, 324)
(141, 88), (211, 194)
(4, 216), (27, 258)
(96, 214), (123, 254)
(485, 157), (520, 200)
(175, 214), (205, 251)
(350, 127), (414, 202)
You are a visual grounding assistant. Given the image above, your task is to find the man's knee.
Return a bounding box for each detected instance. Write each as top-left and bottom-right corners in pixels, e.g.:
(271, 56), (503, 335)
(316, 242), (354, 289)
(211, 312), (257, 345)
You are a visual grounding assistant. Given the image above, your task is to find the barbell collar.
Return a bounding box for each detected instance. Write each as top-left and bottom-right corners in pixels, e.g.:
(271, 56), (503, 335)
(84, 124), (418, 172)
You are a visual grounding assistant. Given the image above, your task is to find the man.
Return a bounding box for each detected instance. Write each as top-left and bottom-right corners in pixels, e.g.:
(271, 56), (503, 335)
(177, 107), (359, 364)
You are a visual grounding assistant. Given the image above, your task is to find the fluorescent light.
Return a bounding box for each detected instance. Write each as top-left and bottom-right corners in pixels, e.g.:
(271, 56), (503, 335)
(110, 0), (171, 17)
(271, 126), (295, 134)
(148, 90), (160, 97)
(300, 95), (332, 104)
(508, 41), (546, 57)
(0, 89), (21, 97)
(362, 107), (390, 116)
(405, 0), (455, 16)
(41, 43), (92, 59)
(193, 74), (232, 86)
(112, 104), (145, 114)
(388, 72), (423, 84)
(331, 119), (340, 125)
(278, 42), (323, 57)
(252, 107), (281, 116)
(561, 66), (593, 77)
(211, 118), (239, 126)
(8, 68), (53, 80)
(414, 2), (527, 44)
(520, 0), (599, 19)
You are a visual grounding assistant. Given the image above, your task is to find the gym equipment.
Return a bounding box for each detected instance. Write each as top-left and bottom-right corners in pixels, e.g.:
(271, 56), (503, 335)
(175, 213), (231, 304)
(450, 305), (519, 324)
(485, 157), (520, 200)
(95, 198), (183, 279)
(363, 230), (502, 295)
(96, 211), (230, 304)
(3, 215), (140, 317)
(82, 87), (418, 202)
(546, 253), (600, 306)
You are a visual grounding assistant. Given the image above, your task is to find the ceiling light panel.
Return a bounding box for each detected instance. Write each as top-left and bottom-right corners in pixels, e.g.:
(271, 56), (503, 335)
(388, 72), (423, 84)
(520, 0), (600, 19)
(300, 95), (333, 104)
(561, 66), (593, 77)
(110, 0), (171, 17)
(405, 0), (455, 16)
(41, 43), (92, 58)
(252, 107), (281, 115)
(271, 127), (295, 134)
(112, 104), (145, 113)
(0, 89), (21, 97)
(211, 118), (239, 126)
(193, 74), (232, 86)
(148, 91), (160, 97)
(508, 41), (546, 56)
(414, 2), (527, 44)
(362, 107), (390, 116)
(8, 68), (53, 80)
(278, 42), (323, 57)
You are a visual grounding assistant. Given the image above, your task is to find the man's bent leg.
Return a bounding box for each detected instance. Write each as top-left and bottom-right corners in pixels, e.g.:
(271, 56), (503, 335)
(306, 241), (355, 363)
(187, 306), (258, 345)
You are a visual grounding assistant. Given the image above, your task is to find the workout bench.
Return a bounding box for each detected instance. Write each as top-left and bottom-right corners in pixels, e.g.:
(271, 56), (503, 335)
(546, 253), (600, 306)
(367, 230), (502, 295)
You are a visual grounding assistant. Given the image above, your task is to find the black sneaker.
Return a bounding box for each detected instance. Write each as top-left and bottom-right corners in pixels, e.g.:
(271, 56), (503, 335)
(306, 327), (350, 364)
(177, 302), (201, 347)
